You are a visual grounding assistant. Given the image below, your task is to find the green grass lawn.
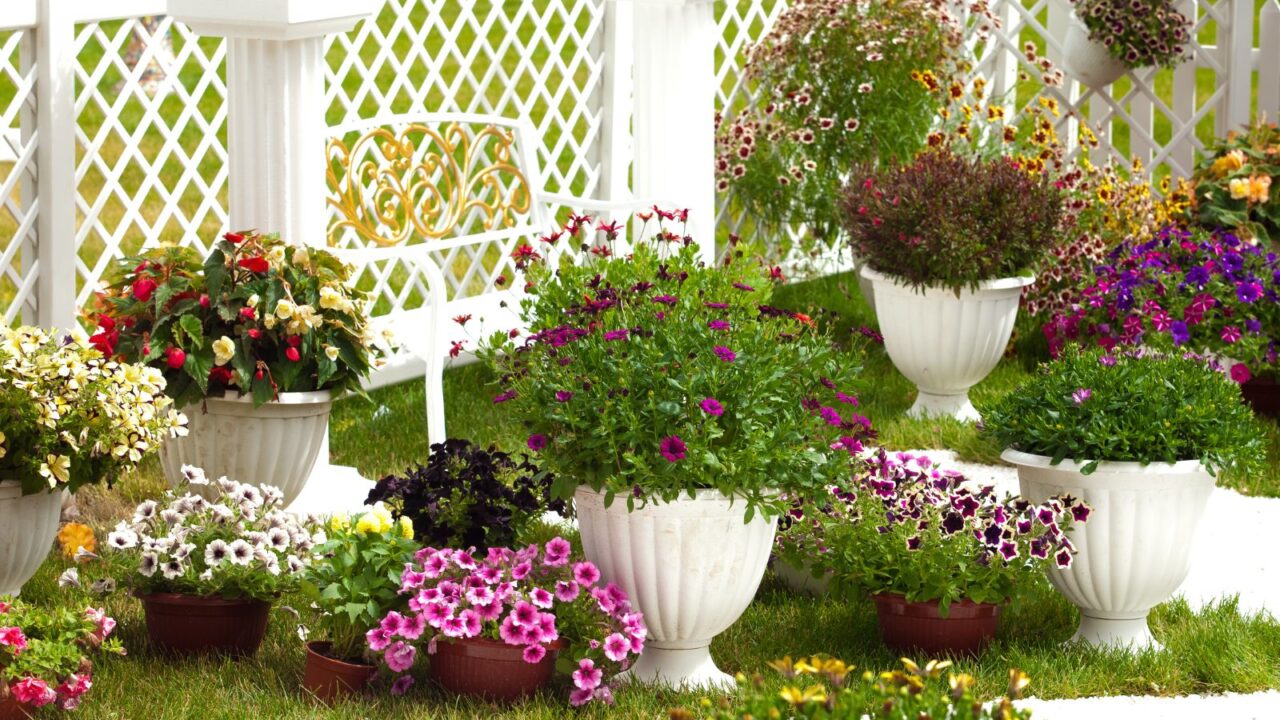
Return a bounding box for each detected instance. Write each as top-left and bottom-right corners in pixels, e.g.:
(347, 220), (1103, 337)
(18, 269), (1280, 719)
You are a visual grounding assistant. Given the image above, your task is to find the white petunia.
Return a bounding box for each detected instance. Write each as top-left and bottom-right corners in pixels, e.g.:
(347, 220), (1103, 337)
(181, 465), (209, 486)
(107, 526), (138, 550)
(139, 553), (159, 577)
(204, 539), (230, 566)
(58, 568), (81, 589)
(227, 539), (254, 566)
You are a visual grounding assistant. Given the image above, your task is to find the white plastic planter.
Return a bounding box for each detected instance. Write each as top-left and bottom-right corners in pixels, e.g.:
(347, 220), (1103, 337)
(574, 487), (776, 690)
(771, 557), (830, 596)
(1003, 449), (1215, 650)
(0, 481), (63, 596)
(862, 267), (1033, 422)
(1062, 11), (1129, 90)
(160, 391), (332, 507)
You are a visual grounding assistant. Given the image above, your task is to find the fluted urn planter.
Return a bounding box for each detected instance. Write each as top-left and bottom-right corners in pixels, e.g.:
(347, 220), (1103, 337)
(1062, 11), (1128, 90)
(574, 487), (776, 690)
(862, 267), (1033, 421)
(1003, 449), (1215, 650)
(0, 481), (63, 597)
(159, 391), (331, 506)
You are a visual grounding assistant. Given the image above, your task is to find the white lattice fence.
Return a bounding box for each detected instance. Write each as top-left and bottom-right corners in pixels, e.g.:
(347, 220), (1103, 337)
(0, 26), (37, 325)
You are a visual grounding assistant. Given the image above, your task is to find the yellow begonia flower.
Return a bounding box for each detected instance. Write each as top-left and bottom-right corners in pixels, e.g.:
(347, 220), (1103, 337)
(57, 523), (97, 558)
(0, 429), (6, 459)
(292, 247), (310, 266)
(1230, 177), (1250, 199)
(329, 513), (350, 532)
(267, 246), (286, 264)
(319, 286), (345, 311)
(1211, 149), (1246, 178)
(399, 516), (414, 540)
(324, 345), (340, 362)
(212, 336), (236, 366)
(275, 299), (295, 320)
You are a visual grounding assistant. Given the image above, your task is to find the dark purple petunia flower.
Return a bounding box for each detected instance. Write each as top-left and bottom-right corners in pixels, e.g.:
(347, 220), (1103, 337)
(941, 512), (964, 535)
(999, 541), (1018, 561)
(1170, 321), (1190, 346)
(494, 390), (517, 404)
(704, 302), (729, 309)
(604, 328), (630, 341)
(1237, 281), (1264, 304)
(1071, 504), (1091, 523)
(905, 535), (922, 551)
(819, 406), (842, 427)
(732, 282), (755, 292)
(712, 345), (737, 362)
(555, 390), (574, 403)
(527, 434), (547, 451)
(707, 319), (730, 331)
(1055, 549), (1074, 568)
(659, 435), (687, 462)
(652, 295), (678, 306)
(700, 397), (724, 416)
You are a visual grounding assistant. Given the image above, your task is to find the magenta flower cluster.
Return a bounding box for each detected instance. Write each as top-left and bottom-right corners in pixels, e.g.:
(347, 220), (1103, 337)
(367, 537), (645, 707)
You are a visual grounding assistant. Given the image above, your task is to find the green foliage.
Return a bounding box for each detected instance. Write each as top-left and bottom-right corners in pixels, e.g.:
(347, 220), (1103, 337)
(842, 151), (1063, 293)
(480, 222), (873, 519)
(1074, 0), (1193, 70)
(87, 232), (387, 409)
(1189, 118), (1280, 244)
(0, 326), (184, 495)
(0, 597), (124, 708)
(300, 505), (418, 663)
(980, 347), (1268, 476)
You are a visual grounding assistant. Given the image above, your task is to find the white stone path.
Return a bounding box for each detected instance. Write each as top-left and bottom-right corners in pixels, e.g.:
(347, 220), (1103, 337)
(915, 450), (1280, 719)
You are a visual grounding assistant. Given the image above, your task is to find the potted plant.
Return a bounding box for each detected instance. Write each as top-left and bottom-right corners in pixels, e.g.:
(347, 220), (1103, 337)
(368, 538), (644, 706)
(298, 504), (417, 703)
(803, 450), (1083, 655)
(771, 498), (834, 597)
(481, 216), (874, 688)
(1044, 225), (1280, 418)
(0, 599), (123, 718)
(1189, 118), (1279, 244)
(88, 232), (388, 506)
(1063, 0), (1193, 90)
(98, 466), (319, 657)
(0, 326), (185, 597)
(843, 150), (1063, 421)
(981, 347), (1266, 649)
(365, 439), (566, 551)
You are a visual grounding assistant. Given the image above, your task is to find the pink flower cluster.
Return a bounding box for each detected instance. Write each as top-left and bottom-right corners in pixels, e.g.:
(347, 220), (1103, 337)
(368, 537), (646, 707)
(1, 605), (114, 711)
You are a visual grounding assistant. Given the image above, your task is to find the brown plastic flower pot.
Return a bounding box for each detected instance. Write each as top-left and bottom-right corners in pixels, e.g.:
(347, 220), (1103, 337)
(302, 641), (377, 704)
(429, 637), (560, 702)
(0, 694), (32, 720)
(138, 593), (271, 658)
(872, 593), (1001, 657)
(1242, 377), (1280, 419)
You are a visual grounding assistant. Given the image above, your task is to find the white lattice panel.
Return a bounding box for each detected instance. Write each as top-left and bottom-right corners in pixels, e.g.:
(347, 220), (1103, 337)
(72, 16), (228, 313)
(0, 29), (37, 325)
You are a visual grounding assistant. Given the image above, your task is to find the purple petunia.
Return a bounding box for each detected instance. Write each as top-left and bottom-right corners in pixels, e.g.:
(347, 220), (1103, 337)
(732, 282), (755, 292)
(494, 390), (517, 404)
(1169, 320), (1190, 346)
(527, 434), (548, 452)
(712, 345), (737, 362)
(652, 295), (677, 306)
(700, 397), (724, 416)
(1237, 281), (1264, 304)
(659, 435), (687, 462)
(707, 319), (730, 331)
(1072, 388), (1091, 406)
(604, 329), (629, 342)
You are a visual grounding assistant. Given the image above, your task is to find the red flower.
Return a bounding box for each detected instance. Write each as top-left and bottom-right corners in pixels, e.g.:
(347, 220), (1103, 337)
(286, 335), (302, 348)
(133, 261), (149, 275)
(132, 278), (158, 302)
(209, 366), (233, 385)
(449, 341), (465, 358)
(1230, 362), (1252, 384)
(237, 256), (269, 274)
(224, 232), (246, 244)
(453, 314), (472, 326)
(165, 347), (186, 369)
(240, 307), (256, 321)
(89, 329), (118, 356)
(199, 294), (211, 309)
(285, 347), (301, 362)
(247, 329), (262, 340)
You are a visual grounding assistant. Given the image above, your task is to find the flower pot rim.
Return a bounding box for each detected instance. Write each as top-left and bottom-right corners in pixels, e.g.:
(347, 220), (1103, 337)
(305, 640), (377, 670)
(435, 635), (567, 652)
(860, 266), (1036, 293)
(871, 592), (1004, 609)
(0, 479), (64, 499)
(202, 389), (333, 406)
(135, 591), (274, 607)
(1001, 449), (1208, 475)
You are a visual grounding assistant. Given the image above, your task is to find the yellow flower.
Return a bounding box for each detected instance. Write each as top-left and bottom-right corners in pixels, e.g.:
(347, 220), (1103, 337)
(1246, 175), (1272, 203)
(1230, 177), (1250, 199)
(778, 686), (826, 706)
(1008, 668), (1031, 698)
(324, 345), (340, 362)
(399, 515), (414, 540)
(0, 429), (6, 460)
(1211, 149), (1246, 178)
(950, 672), (976, 698)
(57, 523), (97, 558)
(247, 294), (260, 308)
(275, 299), (295, 320)
(329, 513), (351, 532)
(212, 336), (235, 366)
(319, 286), (345, 311)
(292, 247), (310, 266)
(267, 246), (286, 265)
(39, 454), (70, 487)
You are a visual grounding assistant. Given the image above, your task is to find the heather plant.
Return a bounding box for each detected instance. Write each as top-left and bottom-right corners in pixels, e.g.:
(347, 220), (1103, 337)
(980, 347), (1267, 476)
(366, 439), (566, 552)
(715, 0), (971, 248)
(480, 216), (875, 520)
(842, 150), (1063, 293)
(1189, 119), (1280, 243)
(0, 599), (123, 712)
(1044, 226), (1279, 381)
(1072, 0), (1193, 70)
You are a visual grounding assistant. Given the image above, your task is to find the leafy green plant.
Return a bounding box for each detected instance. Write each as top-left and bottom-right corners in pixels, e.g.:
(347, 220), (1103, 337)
(980, 347), (1268, 476)
(88, 232), (388, 408)
(300, 504), (418, 663)
(0, 326), (185, 495)
(1189, 119), (1280, 244)
(1072, 0), (1193, 70)
(0, 598), (123, 711)
(479, 217), (875, 520)
(842, 150), (1063, 293)
(365, 439), (566, 552)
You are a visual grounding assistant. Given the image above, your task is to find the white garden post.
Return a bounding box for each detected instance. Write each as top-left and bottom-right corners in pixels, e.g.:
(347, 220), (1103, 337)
(168, 0), (380, 515)
(628, 0), (717, 262)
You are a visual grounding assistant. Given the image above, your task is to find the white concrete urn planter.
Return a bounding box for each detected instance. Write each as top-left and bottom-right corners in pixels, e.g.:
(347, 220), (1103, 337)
(862, 267), (1033, 421)
(1062, 12), (1129, 90)
(771, 557), (831, 596)
(159, 391), (332, 507)
(574, 487), (776, 690)
(0, 482), (63, 596)
(1003, 449), (1215, 650)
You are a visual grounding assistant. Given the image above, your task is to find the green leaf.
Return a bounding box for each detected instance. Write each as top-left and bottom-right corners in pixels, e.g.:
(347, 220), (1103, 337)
(178, 314), (205, 349)
(205, 247), (228, 300)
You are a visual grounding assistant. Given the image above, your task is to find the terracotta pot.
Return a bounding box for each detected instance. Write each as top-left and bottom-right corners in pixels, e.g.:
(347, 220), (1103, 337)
(302, 641), (377, 703)
(138, 593), (271, 658)
(429, 636), (560, 701)
(0, 694), (32, 720)
(872, 594), (1001, 656)
(1241, 377), (1280, 419)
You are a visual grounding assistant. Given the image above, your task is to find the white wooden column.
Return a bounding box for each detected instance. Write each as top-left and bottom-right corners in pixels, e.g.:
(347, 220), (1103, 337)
(168, 0), (377, 245)
(35, 0), (77, 331)
(629, 0), (716, 261)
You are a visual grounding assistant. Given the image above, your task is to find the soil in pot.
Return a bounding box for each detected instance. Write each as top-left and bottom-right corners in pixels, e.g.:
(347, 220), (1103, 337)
(1241, 377), (1280, 419)
(429, 636), (560, 701)
(872, 594), (1000, 657)
(138, 593), (271, 658)
(302, 642), (377, 704)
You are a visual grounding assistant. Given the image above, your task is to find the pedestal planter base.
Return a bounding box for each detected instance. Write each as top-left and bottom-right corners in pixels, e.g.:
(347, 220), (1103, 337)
(911, 391), (979, 422)
(873, 594), (1000, 656)
(0, 482), (63, 597)
(429, 637), (559, 701)
(619, 645), (732, 690)
(302, 642), (377, 703)
(1073, 615), (1160, 651)
(139, 593), (271, 658)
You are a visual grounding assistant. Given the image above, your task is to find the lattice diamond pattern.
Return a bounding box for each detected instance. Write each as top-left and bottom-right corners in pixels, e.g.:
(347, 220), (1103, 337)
(73, 16), (227, 315)
(0, 29), (38, 325)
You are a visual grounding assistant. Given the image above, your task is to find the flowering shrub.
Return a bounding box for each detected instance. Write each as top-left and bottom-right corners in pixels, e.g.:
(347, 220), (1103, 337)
(1189, 119), (1280, 243)
(1043, 226), (1279, 380)
(842, 151), (1063, 293)
(366, 439), (566, 552)
(0, 599), (123, 712)
(1072, 0), (1193, 70)
(300, 504), (418, 663)
(368, 538), (645, 706)
(715, 0), (968, 246)
(980, 347), (1267, 476)
(88, 232), (387, 408)
(98, 466), (320, 601)
(480, 217), (875, 519)
(697, 656), (1032, 720)
(0, 326), (186, 495)
(793, 451), (1082, 611)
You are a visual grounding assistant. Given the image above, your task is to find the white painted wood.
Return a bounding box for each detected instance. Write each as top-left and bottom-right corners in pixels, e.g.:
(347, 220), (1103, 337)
(0, 0), (36, 31)
(1224, 0), (1255, 133)
(168, 0), (380, 41)
(35, 0), (77, 331)
(600, 0), (634, 206)
(1257, 1), (1280, 117)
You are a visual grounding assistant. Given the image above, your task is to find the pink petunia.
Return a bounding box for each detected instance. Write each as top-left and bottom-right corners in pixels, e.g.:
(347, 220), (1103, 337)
(511, 561), (533, 580)
(0, 626), (28, 652)
(390, 675), (415, 696)
(530, 587), (554, 609)
(12, 677), (56, 707)
(659, 435), (686, 462)
(1231, 362), (1253, 384)
(384, 641), (416, 672)
(603, 632), (630, 662)
(543, 537), (572, 566)
(569, 688), (595, 707)
(365, 627), (392, 652)
(522, 644), (547, 664)
(459, 609), (483, 638)
(554, 580), (580, 602)
(572, 658), (603, 690)
(572, 562), (601, 586)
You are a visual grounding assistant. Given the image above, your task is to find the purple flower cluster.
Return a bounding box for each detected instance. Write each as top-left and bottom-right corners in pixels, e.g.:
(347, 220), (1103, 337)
(368, 538), (645, 706)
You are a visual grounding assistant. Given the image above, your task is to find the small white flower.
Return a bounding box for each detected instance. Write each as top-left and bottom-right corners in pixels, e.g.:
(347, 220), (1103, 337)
(858, 82), (874, 93)
(266, 528), (290, 550)
(181, 465), (209, 486)
(286, 555), (304, 574)
(199, 569), (213, 582)
(107, 526), (138, 550)
(133, 499), (158, 524)
(160, 508), (183, 525)
(172, 543), (195, 562)
(204, 539), (230, 566)
(217, 476), (238, 494)
(90, 578), (116, 595)
(161, 559), (185, 580)
(139, 553), (159, 577)
(227, 539), (254, 566)
(212, 336), (236, 367)
(58, 568), (81, 589)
